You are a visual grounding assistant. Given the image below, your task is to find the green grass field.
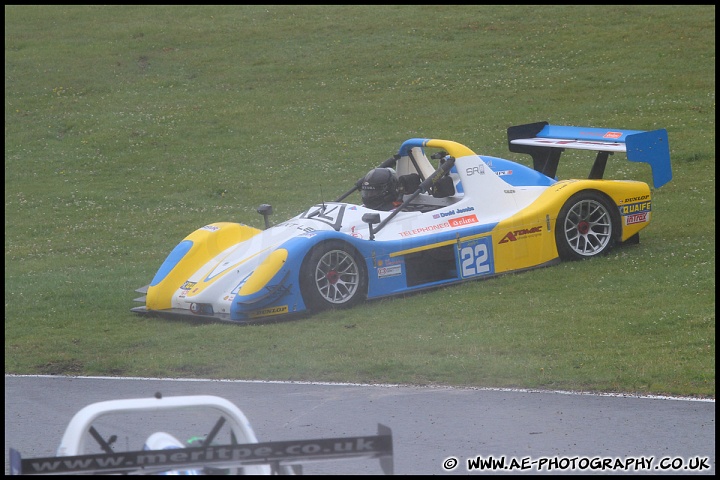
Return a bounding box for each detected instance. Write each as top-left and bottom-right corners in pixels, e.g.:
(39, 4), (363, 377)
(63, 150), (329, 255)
(5, 5), (715, 398)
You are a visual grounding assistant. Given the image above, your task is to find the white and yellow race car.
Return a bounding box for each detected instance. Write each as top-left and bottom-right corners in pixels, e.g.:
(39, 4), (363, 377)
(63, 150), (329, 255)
(132, 121), (672, 323)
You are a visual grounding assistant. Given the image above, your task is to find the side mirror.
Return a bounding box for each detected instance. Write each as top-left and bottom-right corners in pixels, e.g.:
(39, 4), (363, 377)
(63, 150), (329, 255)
(257, 204), (273, 229)
(362, 213), (381, 240)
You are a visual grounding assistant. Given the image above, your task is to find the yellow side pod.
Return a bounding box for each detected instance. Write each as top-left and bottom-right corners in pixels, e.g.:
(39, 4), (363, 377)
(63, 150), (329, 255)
(146, 223), (262, 310)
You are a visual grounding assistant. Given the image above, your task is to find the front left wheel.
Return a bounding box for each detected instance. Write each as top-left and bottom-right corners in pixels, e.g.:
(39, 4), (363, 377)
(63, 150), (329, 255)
(299, 240), (368, 312)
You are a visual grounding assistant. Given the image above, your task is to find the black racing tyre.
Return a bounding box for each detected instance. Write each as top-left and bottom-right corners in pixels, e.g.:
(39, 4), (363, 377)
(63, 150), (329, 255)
(555, 191), (619, 261)
(299, 240), (368, 312)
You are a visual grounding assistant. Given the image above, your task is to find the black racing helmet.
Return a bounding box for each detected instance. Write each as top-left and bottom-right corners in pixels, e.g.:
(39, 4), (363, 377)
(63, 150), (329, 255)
(361, 167), (400, 209)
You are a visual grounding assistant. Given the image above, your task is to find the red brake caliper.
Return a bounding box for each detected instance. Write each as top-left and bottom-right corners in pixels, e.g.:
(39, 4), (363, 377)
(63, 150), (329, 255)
(326, 270), (339, 284)
(577, 221), (590, 235)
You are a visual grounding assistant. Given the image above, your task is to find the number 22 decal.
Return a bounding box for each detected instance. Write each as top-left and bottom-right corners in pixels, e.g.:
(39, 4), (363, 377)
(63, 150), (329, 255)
(460, 242), (492, 278)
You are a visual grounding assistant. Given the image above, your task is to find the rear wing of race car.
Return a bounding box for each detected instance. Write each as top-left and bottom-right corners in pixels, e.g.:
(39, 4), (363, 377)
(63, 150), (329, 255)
(9, 424), (393, 475)
(507, 121), (672, 188)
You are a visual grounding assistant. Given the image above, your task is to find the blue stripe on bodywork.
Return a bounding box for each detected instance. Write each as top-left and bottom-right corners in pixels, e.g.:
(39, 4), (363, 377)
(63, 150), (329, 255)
(537, 125), (644, 142)
(150, 240), (193, 286)
(480, 156), (556, 186)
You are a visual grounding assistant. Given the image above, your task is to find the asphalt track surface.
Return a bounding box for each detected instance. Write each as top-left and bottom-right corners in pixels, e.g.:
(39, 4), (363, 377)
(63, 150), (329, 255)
(4, 375), (715, 475)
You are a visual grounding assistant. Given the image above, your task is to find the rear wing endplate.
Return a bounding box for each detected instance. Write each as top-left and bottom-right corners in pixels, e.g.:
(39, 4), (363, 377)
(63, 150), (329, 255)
(9, 424), (393, 475)
(507, 121), (672, 188)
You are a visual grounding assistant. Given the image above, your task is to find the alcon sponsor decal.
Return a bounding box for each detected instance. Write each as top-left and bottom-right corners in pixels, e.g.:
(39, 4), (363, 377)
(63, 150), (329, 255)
(378, 264), (402, 279)
(433, 206), (475, 219)
(499, 225), (543, 244)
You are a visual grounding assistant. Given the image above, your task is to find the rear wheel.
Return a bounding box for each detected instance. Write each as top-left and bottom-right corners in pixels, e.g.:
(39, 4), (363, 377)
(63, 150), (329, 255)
(299, 241), (367, 312)
(556, 191), (618, 261)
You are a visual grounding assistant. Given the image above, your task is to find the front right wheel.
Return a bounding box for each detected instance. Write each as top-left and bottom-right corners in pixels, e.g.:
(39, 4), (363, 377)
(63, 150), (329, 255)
(299, 240), (368, 312)
(555, 191), (619, 261)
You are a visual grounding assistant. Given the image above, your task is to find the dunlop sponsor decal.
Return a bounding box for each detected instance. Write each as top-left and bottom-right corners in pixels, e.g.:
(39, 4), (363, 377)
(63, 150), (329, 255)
(621, 195), (650, 204)
(248, 305), (289, 318)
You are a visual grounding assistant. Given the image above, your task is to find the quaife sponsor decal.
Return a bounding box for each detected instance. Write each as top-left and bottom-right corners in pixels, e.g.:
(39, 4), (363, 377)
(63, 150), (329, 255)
(498, 226), (543, 244)
(248, 305), (289, 318)
(619, 201), (651, 215)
